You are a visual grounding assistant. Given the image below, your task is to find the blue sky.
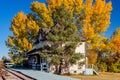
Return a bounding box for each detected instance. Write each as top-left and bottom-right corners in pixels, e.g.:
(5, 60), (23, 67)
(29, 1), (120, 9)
(0, 0), (120, 59)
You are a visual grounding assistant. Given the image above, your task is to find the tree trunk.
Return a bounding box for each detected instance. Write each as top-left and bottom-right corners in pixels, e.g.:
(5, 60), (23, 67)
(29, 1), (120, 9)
(59, 64), (62, 74)
(55, 65), (59, 74)
(67, 64), (70, 75)
(97, 51), (102, 64)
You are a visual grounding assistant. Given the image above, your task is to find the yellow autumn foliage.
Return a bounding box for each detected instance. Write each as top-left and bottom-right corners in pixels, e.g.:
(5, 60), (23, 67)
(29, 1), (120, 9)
(81, 0), (112, 51)
(83, 0), (112, 33)
(82, 26), (94, 39)
(7, 0), (113, 63)
(109, 28), (120, 54)
(8, 36), (15, 47)
(47, 0), (83, 15)
(27, 20), (39, 34)
(7, 12), (39, 53)
(31, 2), (54, 28)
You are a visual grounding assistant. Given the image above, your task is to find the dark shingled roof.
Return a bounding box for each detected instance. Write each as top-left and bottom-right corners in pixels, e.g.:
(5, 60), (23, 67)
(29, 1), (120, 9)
(26, 26), (86, 56)
(25, 48), (42, 56)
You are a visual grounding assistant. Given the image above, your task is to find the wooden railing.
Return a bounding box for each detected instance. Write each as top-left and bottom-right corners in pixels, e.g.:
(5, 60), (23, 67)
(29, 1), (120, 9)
(87, 64), (99, 75)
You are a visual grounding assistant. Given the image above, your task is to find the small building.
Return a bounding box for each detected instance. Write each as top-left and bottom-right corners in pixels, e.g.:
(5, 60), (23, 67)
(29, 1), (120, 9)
(25, 28), (86, 74)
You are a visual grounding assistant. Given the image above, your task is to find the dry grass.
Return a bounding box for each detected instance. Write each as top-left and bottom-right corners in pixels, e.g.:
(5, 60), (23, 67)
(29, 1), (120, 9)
(69, 72), (120, 80)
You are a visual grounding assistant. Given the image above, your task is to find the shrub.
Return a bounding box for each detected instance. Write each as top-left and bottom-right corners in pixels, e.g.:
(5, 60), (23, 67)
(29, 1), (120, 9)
(109, 61), (120, 73)
(99, 62), (107, 72)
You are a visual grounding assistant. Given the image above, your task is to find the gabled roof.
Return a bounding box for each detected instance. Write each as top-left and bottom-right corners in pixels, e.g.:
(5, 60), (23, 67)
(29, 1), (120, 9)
(26, 25), (86, 56)
(34, 28), (51, 44)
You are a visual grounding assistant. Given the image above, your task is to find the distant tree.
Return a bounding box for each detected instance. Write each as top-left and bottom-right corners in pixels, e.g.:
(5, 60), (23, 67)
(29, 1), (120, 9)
(101, 28), (120, 72)
(93, 27), (120, 72)
(110, 28), (120, 54)
(2, 56), (7, 61)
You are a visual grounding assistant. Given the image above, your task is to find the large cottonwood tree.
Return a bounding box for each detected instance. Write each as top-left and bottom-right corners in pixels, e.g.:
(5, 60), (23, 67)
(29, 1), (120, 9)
(6, 12), (39, 63)
(82, 0), (112, 64)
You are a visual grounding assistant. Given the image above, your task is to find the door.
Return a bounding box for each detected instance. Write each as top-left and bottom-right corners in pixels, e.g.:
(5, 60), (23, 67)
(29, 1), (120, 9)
(40, 58), (48, 72)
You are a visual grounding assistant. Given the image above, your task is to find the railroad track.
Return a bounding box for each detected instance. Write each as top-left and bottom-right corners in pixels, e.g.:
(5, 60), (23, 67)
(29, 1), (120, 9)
(1, 69), (34, 80)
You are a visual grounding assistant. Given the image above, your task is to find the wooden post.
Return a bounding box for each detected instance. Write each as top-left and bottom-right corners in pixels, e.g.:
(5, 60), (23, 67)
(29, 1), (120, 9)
(85, 57), (88, 68)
